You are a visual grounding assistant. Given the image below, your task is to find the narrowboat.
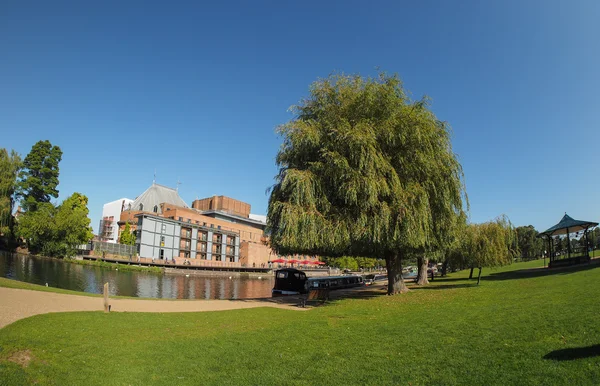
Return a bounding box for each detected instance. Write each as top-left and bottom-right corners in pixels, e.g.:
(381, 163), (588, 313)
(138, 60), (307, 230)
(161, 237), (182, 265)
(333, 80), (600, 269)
(272, 268), (364, 296)
(272, 268), (308, 296)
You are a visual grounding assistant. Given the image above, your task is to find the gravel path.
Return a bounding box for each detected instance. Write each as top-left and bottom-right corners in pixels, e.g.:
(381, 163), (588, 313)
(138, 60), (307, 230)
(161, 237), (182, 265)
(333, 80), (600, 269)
(0, 287), (305, 329)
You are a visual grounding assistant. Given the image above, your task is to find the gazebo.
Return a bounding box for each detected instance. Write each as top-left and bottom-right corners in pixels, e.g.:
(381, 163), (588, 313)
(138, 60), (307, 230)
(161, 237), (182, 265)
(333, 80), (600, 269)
(538, 213), (598, 268)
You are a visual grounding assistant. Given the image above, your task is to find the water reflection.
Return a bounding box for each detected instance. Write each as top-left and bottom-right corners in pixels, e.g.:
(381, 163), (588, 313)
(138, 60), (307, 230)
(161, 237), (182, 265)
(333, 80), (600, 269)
(0, 252), (274, 299)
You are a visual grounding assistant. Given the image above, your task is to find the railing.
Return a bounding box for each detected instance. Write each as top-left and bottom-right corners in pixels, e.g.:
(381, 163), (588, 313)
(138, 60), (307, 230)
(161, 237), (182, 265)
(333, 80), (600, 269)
(93, 241), (136, 257)
(92, 255), (245, 269)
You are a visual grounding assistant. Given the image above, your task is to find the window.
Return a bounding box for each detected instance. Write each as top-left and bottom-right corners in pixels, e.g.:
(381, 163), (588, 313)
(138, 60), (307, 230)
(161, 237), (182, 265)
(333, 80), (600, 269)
(139, 204), (144, 211)
(277, 271), (288, 279)
(210, 224), (214, 228)
(161, 224), (167, 232)
(184, 251), (190, 258)
(160, 249), (164, 259)
(187, 219), (191, 223)
(217, 225), (221, 230)
(178, 217), (183, 221)
(153, 205), (158, 213)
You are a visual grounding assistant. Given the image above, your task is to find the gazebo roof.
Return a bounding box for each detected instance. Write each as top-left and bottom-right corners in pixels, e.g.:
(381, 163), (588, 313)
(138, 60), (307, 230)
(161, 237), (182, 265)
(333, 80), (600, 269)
(538, 214), (598, 237)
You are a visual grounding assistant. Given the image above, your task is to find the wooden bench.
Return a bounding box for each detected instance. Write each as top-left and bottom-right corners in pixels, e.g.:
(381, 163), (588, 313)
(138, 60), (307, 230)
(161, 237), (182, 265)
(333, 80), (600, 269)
(300, 289), (330, 308)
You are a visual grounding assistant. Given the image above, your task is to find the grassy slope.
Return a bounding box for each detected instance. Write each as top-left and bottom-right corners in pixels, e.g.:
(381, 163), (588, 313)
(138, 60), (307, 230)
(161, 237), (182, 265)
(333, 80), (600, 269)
(0, 277), (101, 297)
(1, 259), (599, 385)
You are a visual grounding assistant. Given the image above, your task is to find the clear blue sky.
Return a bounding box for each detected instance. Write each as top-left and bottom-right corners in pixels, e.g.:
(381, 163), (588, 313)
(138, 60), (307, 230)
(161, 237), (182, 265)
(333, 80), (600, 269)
(2, 0), (599, 234)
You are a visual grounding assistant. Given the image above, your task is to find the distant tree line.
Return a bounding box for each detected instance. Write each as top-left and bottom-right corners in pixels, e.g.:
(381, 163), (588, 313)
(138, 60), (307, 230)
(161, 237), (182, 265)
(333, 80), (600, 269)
(0, 140), (93, 257)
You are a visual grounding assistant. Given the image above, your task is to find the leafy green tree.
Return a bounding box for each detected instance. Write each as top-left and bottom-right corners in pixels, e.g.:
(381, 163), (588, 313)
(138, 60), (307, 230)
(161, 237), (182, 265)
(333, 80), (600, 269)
(119, 222), (136, 246)
(16, 202), (57, 256)
(17, 193), (93, 257)
(355, 256), (377, 269)
(515, 225), (543, 260)
(0, 148), (22, 245)
(267, 72), (466, 294)
(456, 216), (517, 284)
(325, 256), (359, 271)
(18, 140), (62, 212)
(55, 193), (94, 255)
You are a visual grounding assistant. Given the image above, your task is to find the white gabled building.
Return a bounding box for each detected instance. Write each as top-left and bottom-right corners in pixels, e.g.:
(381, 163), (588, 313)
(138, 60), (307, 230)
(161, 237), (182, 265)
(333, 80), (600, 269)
(100, 198), (134, 243)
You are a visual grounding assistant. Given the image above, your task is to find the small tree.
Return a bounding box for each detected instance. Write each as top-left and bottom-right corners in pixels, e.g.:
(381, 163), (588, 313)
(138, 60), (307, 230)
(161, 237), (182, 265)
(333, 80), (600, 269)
(459, 216), (517, 285)
(119, 222), (136, 246)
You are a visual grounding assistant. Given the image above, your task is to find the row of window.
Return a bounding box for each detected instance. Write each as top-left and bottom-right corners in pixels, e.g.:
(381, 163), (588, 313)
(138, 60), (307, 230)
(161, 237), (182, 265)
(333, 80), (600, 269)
(178, 250), (235, 262)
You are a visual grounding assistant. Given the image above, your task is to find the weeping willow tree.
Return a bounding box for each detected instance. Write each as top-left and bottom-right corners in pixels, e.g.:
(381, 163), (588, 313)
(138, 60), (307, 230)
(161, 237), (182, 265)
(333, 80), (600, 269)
(0, 148), (22, 246)
(267, 72), (467, 294)
(458, 216), (518, 285)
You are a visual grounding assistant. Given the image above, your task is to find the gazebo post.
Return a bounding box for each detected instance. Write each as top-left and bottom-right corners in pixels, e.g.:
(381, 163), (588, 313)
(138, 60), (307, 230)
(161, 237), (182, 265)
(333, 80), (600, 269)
(566, 227), (571, 259)
(585, 228), (590, 258)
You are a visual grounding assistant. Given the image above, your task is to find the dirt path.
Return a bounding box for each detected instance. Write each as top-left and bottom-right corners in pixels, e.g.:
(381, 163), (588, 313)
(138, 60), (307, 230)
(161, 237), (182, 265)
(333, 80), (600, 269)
(0, 287), (306, 329)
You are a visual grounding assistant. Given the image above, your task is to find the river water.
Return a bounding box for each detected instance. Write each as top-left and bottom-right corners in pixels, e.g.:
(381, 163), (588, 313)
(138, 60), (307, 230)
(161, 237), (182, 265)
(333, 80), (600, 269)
(0, 252), (274, 299)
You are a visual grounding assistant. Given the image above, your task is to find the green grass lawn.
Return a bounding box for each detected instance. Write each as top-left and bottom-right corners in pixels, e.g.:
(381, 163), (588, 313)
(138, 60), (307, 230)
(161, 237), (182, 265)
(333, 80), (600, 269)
(1, 259), (599, 385)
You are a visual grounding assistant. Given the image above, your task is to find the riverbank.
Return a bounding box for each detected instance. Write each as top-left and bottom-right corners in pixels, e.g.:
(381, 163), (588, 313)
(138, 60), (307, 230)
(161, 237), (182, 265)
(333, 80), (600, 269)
(67, 257), (164, 273)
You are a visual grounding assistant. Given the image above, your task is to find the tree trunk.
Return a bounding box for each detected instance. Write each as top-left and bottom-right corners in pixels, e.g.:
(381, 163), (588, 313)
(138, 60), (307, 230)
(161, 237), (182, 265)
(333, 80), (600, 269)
(416, 256), (429, 285)
(442, 259), (448, 277)
(469, 267), (474, 279)
(386, 252), (409, 295)
(477, 267), (482, 285)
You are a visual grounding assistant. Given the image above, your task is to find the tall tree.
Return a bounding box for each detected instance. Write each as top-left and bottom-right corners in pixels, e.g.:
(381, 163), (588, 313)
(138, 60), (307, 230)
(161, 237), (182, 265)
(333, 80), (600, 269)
(18, 140), (63, 212)
(267, 72), (467, 294)
(0, 148), (22, 244)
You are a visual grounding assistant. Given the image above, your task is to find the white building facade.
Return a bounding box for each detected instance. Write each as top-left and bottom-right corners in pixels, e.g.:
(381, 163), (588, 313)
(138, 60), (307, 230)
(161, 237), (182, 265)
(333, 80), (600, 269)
(100, 198), (133, 243)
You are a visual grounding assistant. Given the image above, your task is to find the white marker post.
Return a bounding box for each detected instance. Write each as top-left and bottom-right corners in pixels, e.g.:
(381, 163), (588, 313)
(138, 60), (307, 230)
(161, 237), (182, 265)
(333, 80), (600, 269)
(103, 283), (109, 313)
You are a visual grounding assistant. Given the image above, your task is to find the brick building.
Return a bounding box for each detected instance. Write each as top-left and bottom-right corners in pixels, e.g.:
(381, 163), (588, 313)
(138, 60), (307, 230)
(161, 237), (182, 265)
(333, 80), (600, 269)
(113, 183), (319, 267)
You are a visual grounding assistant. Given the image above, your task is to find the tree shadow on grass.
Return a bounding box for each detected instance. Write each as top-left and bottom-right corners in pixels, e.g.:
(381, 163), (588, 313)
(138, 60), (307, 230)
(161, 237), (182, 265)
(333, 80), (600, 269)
(411, 283), (477, 291)
(543, 344), (600, 361)
(433, 277), (471, 283)
(485, 260), (600, 282)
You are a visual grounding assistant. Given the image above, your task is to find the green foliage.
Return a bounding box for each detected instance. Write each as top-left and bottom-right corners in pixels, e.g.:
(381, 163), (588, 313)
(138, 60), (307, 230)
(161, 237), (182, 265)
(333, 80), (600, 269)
(325, 256), (378, 270)
(16, 193), (93, 257)
(15, 202), (57, 256)
(325, 256), (359, 271)
(18, 140), (62, 212)
(515, 225), (543, 260)
(0, 148), (22, 243)
(119, 222), (136, 246)
(456, 216), (517, 270)
(267, 72), (466, 273)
